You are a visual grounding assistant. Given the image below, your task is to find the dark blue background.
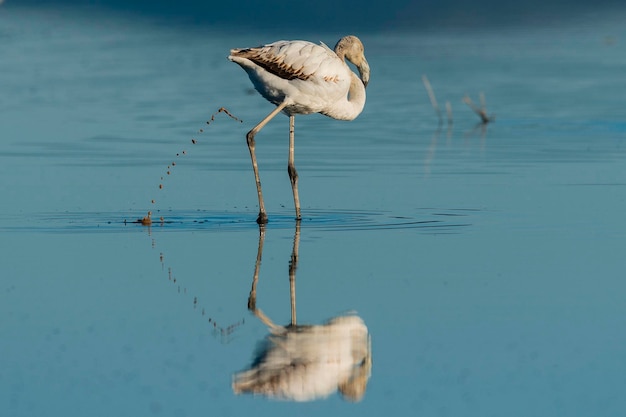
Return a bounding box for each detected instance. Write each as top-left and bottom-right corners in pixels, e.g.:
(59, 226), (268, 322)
(7, 0), (626, 31)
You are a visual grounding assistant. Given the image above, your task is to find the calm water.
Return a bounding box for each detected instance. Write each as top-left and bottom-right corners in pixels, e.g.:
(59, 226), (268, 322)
(2, 5), (626, 417)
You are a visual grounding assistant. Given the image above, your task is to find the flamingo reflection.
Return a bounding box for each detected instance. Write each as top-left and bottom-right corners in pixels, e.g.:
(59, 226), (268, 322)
(233, 223), (372, 402)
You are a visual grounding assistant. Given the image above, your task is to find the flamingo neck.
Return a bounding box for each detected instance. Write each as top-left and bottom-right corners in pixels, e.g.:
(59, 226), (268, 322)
(323, 72), (366, 121)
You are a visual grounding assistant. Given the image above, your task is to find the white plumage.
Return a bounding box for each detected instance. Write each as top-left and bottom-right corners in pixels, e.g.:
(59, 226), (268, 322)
(229, 35), (370, 224)
(233, 315), (372, 402)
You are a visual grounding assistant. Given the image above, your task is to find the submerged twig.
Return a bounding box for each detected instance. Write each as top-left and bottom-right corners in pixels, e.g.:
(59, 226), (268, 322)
(463, 92), (495, 124)
(422, 75), (442, 125)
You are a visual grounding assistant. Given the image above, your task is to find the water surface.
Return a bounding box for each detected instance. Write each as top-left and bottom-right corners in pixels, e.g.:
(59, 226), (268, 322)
(2, 5), (626, 417)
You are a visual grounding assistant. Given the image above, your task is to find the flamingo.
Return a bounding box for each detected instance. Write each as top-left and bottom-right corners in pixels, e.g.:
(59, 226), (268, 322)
(229, 35), (370, 224)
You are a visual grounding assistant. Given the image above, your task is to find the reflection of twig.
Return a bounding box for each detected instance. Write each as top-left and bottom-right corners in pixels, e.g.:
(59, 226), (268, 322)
(463, 92), (495, 124)
(423, 127), (441, 178)
(445, 101), (453, 127)
(151, 239), (244, 342)
(422, 75), (442, 125)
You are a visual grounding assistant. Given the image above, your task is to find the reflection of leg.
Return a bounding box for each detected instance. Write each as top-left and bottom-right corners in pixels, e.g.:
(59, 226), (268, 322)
(247, 102), (288, 224)
(289, 221), (301, 326)
(247, 225), (265, 311)
(253, 309), (279, 330)
(287, 115), (302, 221)
(247, 225), (280, 330)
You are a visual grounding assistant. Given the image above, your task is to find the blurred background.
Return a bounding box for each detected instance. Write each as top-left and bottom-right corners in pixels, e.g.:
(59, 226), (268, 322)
(7, 0), (626, 31)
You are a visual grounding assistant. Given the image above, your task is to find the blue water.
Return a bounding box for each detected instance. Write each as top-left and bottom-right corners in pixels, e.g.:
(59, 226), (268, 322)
(2, 4), (626, 416)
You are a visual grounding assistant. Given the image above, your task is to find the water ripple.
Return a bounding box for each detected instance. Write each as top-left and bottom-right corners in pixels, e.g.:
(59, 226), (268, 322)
(0, 208), (475, 234)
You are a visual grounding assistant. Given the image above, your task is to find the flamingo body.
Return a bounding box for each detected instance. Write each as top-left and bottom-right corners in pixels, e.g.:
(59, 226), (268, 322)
(229, 40), (364, 119)
(229, 35), (370, 223)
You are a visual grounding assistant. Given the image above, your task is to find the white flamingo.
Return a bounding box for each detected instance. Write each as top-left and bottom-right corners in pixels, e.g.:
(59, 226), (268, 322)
(229, 35), (370, 224)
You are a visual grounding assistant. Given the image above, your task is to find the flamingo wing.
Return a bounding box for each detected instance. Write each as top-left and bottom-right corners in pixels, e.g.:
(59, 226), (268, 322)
(230, 40), (343, 83)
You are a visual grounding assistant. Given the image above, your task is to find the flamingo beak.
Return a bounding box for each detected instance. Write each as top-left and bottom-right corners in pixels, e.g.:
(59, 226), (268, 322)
(358, 57), (370, 88)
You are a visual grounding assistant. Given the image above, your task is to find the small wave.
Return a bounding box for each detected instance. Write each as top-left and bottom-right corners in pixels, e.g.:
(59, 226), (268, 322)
(0, 208), (475, 234)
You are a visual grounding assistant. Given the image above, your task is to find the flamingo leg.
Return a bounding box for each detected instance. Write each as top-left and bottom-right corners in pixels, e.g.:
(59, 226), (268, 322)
(247, 101), (288, 224)
(287, 115), (301, 220)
